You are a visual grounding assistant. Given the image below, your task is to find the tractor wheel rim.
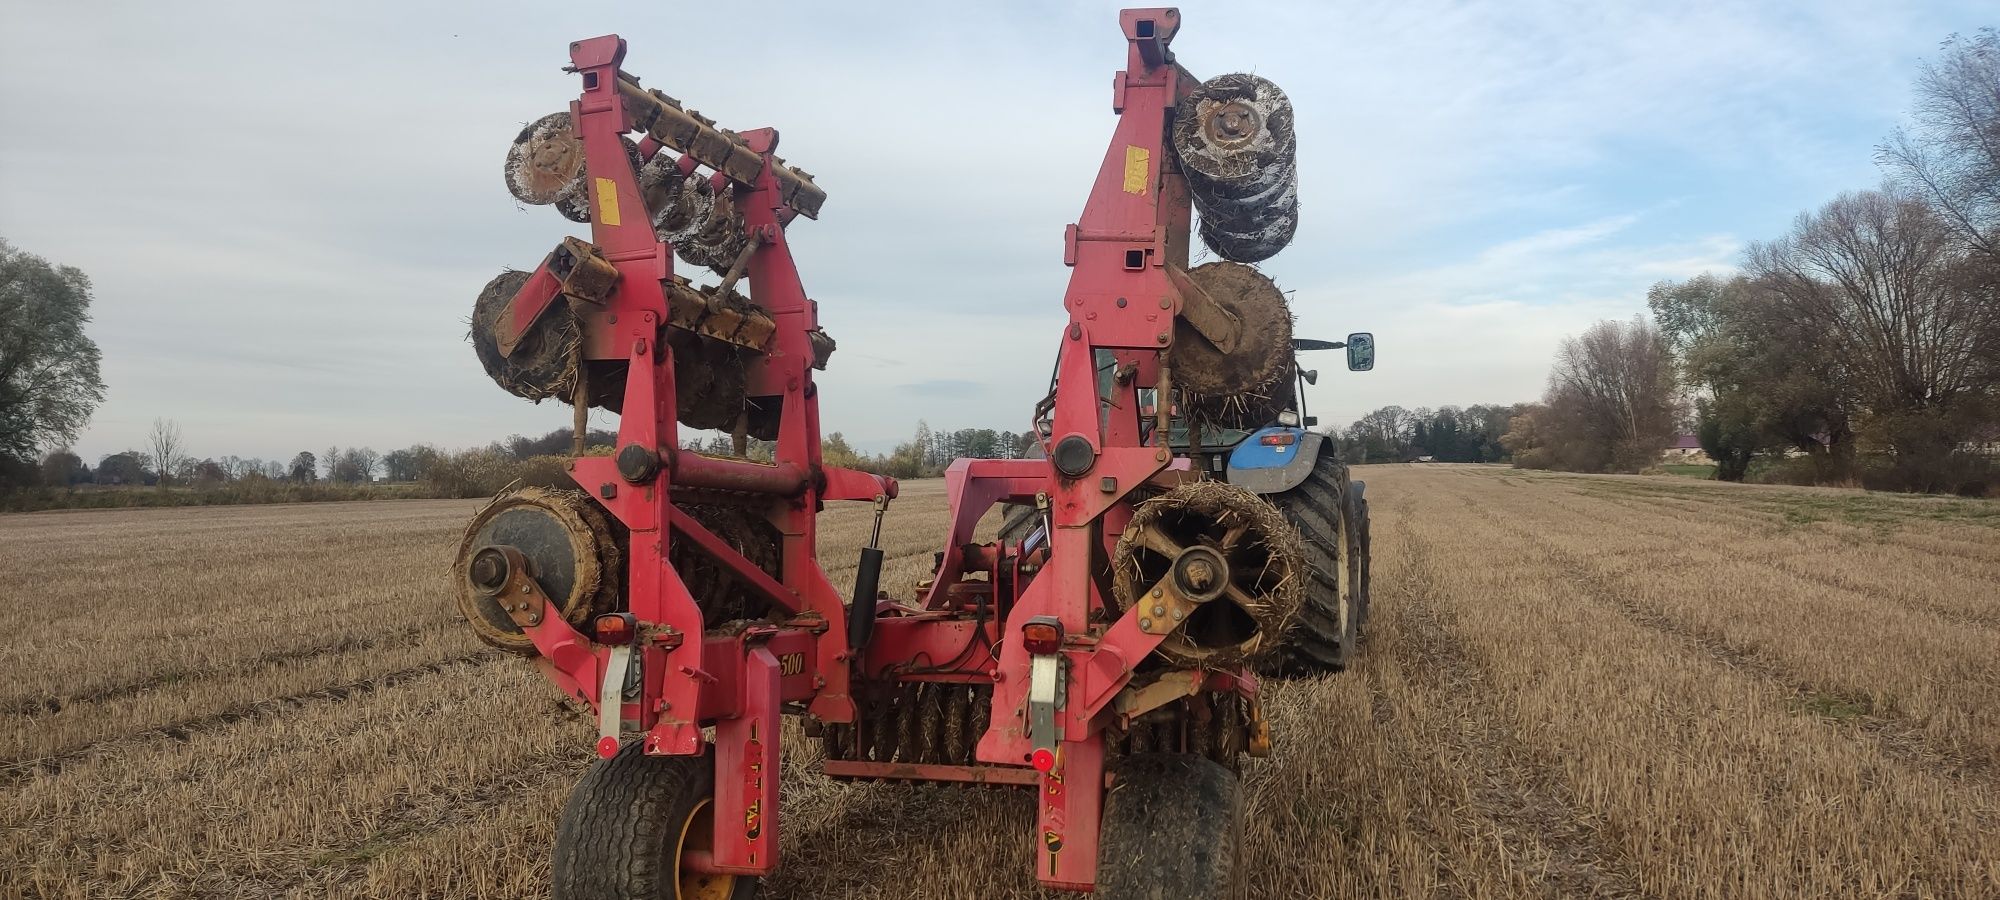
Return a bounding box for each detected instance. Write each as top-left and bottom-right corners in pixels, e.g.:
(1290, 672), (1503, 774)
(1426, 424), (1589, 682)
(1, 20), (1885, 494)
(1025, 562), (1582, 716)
(675, 798), (737, 900)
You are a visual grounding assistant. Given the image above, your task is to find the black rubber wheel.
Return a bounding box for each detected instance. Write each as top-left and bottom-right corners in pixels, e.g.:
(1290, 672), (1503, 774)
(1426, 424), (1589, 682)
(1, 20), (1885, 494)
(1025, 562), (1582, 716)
(1349, 489), (1372, 635)
(1260, 452), (1357, 674)
(552, 745), (758, 900)
(1098, 753), (1242, 900)
(997, 502), (1041, 545)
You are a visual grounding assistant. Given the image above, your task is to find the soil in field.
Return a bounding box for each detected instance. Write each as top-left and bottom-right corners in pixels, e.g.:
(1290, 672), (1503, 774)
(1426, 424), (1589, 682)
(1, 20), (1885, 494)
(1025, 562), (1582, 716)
(2, 469), (1997, 899)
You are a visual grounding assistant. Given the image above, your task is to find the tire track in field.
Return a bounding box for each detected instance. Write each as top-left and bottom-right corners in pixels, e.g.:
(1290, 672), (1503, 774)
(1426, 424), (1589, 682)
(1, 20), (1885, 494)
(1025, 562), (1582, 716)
(217, 744), (589, 897)
(1, 624), (439, 717)
(1508, 483), (2000, 651)
(1455, 493), (2000, 789)
(1575, 485), (2000, 571)
(1387, 523), (1647, 900)
(1553, 492), (2000, 634)
(1758, 554), (2000, 633)
(0, 650), (499, 783)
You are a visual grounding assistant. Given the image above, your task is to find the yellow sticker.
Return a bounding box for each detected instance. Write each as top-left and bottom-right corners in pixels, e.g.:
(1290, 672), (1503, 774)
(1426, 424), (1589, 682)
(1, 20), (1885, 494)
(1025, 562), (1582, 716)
(594, 177), (621, 226)
(1122, 146), (1149, 194)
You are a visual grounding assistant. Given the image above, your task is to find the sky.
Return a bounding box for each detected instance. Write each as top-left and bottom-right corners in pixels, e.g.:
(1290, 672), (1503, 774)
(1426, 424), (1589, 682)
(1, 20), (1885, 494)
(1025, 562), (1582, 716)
(1, 0), (1990, 463)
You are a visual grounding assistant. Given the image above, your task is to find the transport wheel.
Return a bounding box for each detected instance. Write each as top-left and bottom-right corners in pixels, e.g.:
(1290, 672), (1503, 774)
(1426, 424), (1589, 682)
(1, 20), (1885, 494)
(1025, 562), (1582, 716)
(552, 745), (758, 900)
(455, 487), (622, 655)
(1097, 753), (1242, 900)
(1260, 452), (1357, 674)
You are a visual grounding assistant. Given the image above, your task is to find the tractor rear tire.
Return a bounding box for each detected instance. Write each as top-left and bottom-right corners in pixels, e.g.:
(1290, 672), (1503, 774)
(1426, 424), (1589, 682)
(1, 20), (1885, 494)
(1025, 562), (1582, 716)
(1097, 753), (1242, 900)
(997, 502), (1040, 545)
(1349, 489), (1372, 636)
(552, 745), (758, 900)
(1261, 452), (1357, 674)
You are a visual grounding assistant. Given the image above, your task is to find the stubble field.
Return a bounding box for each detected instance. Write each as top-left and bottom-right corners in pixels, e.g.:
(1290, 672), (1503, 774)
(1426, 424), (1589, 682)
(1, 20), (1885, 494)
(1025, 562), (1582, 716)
(4, 466), (1999, 899)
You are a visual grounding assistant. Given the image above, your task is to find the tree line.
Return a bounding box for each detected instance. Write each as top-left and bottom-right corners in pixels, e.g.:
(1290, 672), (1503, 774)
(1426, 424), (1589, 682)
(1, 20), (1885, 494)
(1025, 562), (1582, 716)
(1500, 317), (1680, 473)
(1328, 405), (1521, 465)
(1508, 31), (1999, 493)
(16, 416), (1040, 506)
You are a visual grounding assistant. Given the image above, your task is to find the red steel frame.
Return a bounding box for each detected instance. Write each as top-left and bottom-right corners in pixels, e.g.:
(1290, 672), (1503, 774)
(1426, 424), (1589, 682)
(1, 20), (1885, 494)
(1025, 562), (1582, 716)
(500, 10), (1253, 892)
(856, 8), (1256, 890)
(502, 34), (891, 878)
(935, 10), (1250, 889)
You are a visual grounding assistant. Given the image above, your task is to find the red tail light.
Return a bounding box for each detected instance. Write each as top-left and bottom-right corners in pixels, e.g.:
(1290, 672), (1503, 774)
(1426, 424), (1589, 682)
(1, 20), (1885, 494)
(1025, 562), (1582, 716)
(1021, 617), (1063, 655)
(594, 613), (636, 645)
(1259, 432), (1296, 446)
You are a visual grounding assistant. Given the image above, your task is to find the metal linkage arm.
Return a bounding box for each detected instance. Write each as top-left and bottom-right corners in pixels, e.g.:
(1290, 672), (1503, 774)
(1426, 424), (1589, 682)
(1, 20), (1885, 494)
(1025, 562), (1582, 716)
(614, 77), (827, 219)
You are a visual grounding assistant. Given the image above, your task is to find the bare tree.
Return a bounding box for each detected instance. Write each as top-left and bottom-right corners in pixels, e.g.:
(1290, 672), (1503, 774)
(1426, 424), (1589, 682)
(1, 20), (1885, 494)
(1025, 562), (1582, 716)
(339, 446), (381, 483)
(1879, 29), (2000, 261)
(381, 448), (422, 482)
(148, 418), (185, 488)
(1746, 190), (2000, 468)
(289, 451), (317, 484)
(1537, 317), (1680, 472)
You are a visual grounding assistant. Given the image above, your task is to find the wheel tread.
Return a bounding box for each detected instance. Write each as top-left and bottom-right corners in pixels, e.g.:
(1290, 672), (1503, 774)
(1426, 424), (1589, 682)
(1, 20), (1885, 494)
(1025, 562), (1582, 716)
(1097, 753), (1241, 900)
(1262, 455), (1356, 675)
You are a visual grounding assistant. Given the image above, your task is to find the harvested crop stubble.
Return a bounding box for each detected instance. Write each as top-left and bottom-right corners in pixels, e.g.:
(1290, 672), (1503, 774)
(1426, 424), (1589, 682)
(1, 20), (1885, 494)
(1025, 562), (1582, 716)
(6, 469), (2000, 898)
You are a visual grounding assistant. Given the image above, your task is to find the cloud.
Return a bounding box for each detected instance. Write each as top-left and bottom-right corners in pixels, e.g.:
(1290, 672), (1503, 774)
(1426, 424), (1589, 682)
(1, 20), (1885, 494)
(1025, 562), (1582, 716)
(899, 379), (988, 397)
(1293, 214), (1744, 428)
(0, 0), (1987, 461)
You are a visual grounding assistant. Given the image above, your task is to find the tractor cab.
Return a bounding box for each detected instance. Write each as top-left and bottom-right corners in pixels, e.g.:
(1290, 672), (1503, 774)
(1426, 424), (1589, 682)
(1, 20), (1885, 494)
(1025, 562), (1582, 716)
(1050, 333), (1375, 487)
(1193, 333), (1374, 492)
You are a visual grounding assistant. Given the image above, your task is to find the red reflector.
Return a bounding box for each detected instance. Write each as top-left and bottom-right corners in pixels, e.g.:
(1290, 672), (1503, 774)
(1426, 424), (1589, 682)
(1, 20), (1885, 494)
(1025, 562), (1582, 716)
(1031, 747), (1057, 774)
(1260, 432), (1296, 446)
(1022, 621), (1062, 655)
(594, 613), (635, 644)
(596, 736), (620, 759)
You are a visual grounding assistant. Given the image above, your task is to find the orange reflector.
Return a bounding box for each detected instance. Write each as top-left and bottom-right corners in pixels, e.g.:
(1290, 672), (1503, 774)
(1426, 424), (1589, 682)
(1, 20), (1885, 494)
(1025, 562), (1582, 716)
(1022, 621), (1062, 655)
(1260, 432), (1297, 446)
(594, 613), (636, 645)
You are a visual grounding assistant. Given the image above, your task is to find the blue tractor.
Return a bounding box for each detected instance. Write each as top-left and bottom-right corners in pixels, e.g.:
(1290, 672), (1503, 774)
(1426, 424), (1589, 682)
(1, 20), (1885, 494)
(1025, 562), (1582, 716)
(1002, 332), (1376, 675)
(1207, 333), (1374, 674)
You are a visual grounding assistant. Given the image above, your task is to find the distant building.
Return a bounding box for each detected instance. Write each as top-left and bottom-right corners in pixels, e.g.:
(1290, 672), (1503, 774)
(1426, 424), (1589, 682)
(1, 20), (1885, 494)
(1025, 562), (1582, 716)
(1962, 426), (2000, 457)
(1662, 434), (1712, 465)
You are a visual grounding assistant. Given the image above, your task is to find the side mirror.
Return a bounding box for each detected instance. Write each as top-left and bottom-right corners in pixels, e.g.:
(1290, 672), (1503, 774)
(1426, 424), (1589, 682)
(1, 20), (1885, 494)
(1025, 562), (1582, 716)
(1301, 369), (1319, 385)
(1303, 416), (1318, 427)
(1345, 332), (1375, 371)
